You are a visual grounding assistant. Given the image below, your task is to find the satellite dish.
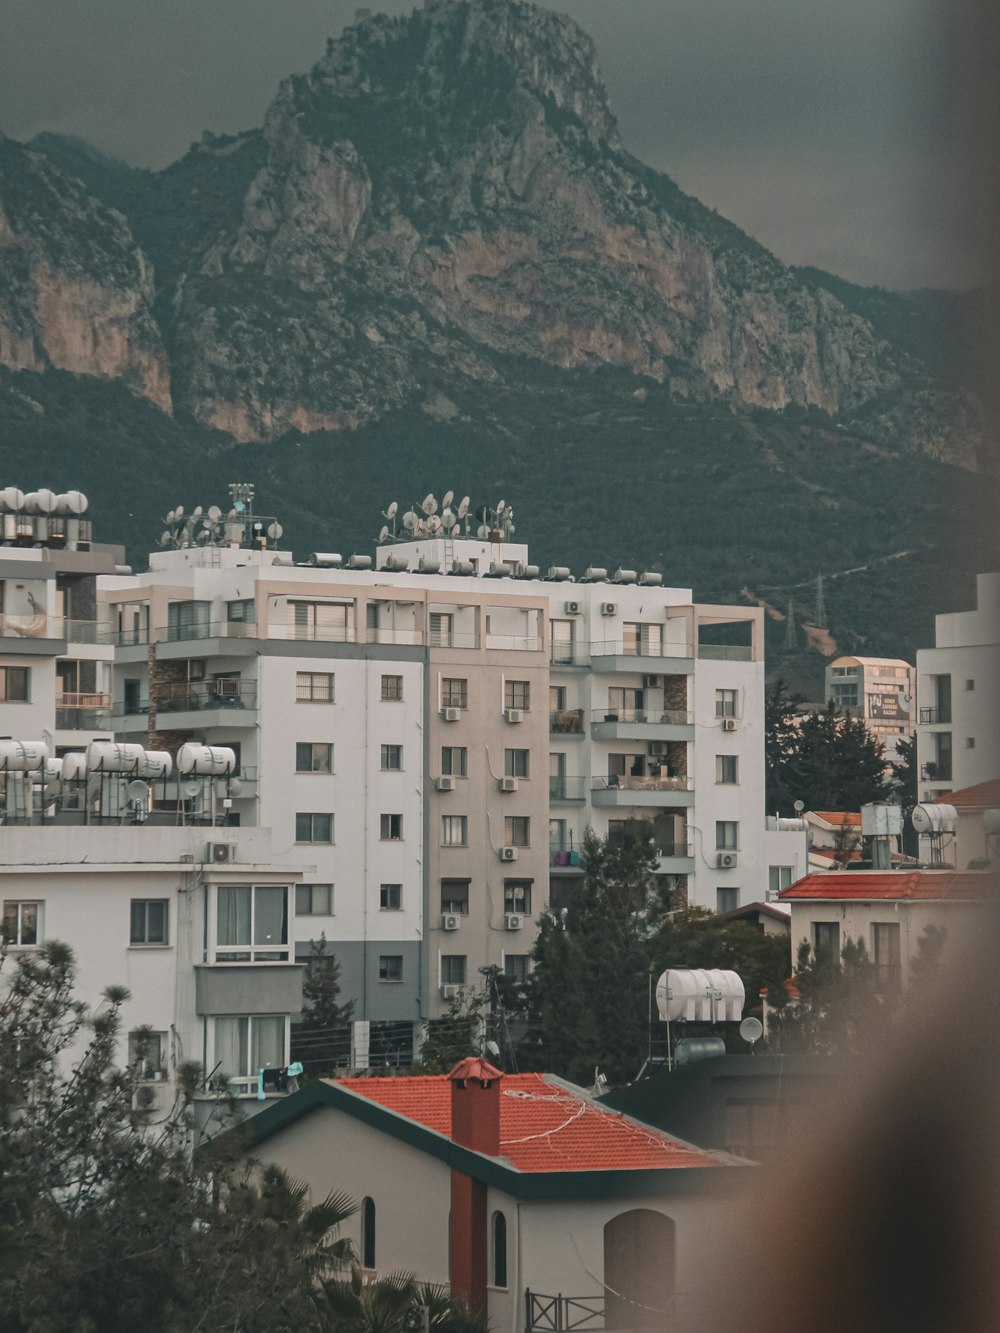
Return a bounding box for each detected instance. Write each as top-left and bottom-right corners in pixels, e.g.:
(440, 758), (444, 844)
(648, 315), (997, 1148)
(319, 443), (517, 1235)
(386, 501), (398, 519)
(441, 509), (456, 530)
(421, 493), (438, 515)
(227, 777), (242, 798)
(159, 531), (172, 546)
(267, 522), (283, 540)
(457, 496), (470, 518)
(475, 505), (489, 523)
(414, 518), (428, 536)
(208, 505), (222, 521)
(174, 504), (184, 518)
(192, 505), (203, 518)
(740, 1017), (764, 1045)
(476, 524), (489, 539)
(183, 781), (201, 800)
(497, 499), (506, 514)
(126, 779), (149, 803)
(793, 799), (805, 813)
(442, 490), (454, 508)
(195, 529), (210, 545)
(378, 525), (389, 542)
(402, 511), (417, 531)
(982, 809), (1000, 836)
(426, 515), (442, 534)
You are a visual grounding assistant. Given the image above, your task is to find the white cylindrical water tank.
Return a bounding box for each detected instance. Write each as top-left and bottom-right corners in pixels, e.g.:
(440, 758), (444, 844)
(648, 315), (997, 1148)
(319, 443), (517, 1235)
(912, 802), (958, 834)
(0, 739), (48, 771)
(62, 752), (88, 782)
(86, 740), (146, 773)
(656, 966), (746, 1023)
(177, 743), (236, 776)
(776, 817), (808, 831)
(138, 750), (173, 780)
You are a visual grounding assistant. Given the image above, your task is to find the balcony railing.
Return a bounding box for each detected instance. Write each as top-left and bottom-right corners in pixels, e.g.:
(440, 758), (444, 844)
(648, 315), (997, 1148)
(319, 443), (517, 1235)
(486, 634), (543, 652)
(550, 709), (585, 735)
(549, 776), (587, 801)
(919, 707), (951, 724)
(594, 775), (694, 793)
(590, 639), (691, 660)
(549, 845), (584, 868)
(55, 693), (112, 729)
(921, 762), (953, 782)
(697, 643), (753, 661)
(156, 680), (258, 713)
(366, 628), (423, 645)
(591, 708), (691, 726)
(428, 632), (480, 650)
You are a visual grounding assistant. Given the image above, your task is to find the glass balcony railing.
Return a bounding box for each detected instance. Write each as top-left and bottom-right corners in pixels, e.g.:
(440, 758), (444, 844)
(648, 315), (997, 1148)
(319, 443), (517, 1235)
(593, 775), (694, 793)
(55, 693), (112, 729)
(549, 777), (587, 801)
(590, 639), (692, 660)
(697, 644), (753, 661)
(590, 708), (691, 726)
(485, 634), (543, 652)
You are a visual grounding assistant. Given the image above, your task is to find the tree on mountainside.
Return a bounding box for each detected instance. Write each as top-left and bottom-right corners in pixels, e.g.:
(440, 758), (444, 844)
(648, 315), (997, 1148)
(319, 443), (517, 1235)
(766, 680), (888, 814)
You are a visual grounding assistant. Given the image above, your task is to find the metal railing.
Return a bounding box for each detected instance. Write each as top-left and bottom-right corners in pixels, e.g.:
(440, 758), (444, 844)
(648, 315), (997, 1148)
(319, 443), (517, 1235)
(591, 708), (691, 726)
(365, 628), (423, 646)
(55, 693), (112, 729)
(920, 762), (952, 781)
(919, 707), (951, 724)
(428, 632), (480, 650)
(550, 709), (585, 734)
(590, 640), (691, 660)
(594, 775), (694, 793)
(697, 643), (753, 661)
(156, 680), (258, 713)
(549, 777), (587, 801)
(485, 634), (543, 652)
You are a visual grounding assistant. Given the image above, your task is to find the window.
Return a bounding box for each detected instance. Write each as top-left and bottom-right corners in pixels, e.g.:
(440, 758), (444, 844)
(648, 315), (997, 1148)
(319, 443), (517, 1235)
(505, 749), (530, 778)
(381, 674), (403, 701)
(214, 1015), (286, 1088)
(296, 672), (334, 703)
(124, 677), (142, 712)
(2, 901), (39, 947)
(717, 887), (739, 913)
(289, 600), (350, 641)
(295, 884), (333, 915)
(441, 879), (470, 914)
(715, 689), (738, 718)
(227, 598), (255, 625)
(296, 742), (333, 773)
(607, 687), (644, 717)
(380, 884), (402, 911)
(216, 886), (289, 962)
(167, 600), (210, 641)
(813, 921), (840, 959)
(0, 666), (29, 702)
(296, 813), (333, 843)
(872, 922), (902, 991)
(128, 1030), (165, 1079)
(503, 881), (532, 914)
(361, 1198), (376, 1269)
(966, 737), (976, 749)
(442, 955), (467, 985)
(831, 683), (859, 708)
(768, 866), (794, 896)
(715, 821), (738, 850)
(551, 620), (573, 664)
(380, 813), (403, 841)
(380, 745), (403, 771)
(623, 622), (663, 656)
(966, 679), (975, 691)
(549, 685), (567, 711)
(379, 955), (403, 982)
(505, 816), (530, 848)
(492, 1211), (508, 1288)
(715, 755), (739, 784)
(441, 815), (468, 846)
(441, 677), (468, 709)
(503, 955), (530, 984)
(130, 899), (168, 945)
(441, 746), (467, 777)
(504, 680), (530, 711)
(430, 612), (453, 647)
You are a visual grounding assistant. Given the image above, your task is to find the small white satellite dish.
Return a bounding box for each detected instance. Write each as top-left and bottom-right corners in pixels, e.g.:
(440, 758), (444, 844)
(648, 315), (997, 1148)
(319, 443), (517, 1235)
(387, 501), (398, 519)
(195, 529), (209, 545)
(182, 781), (201, 800)
(457, 496), (470, 518)
(126, 779), (149, 803)
(160, 531), (171, 546)
(267, 522), (283, 540)
(476, 524), (489, 539)
(793, 799), (805, 813)
(740, 1017), (763, 1044)
(402, 510), (417, 531)
(227, 777), (242, 797)
(982, 809), (1000, 836)
(497, 499), (506, 514)
(421, 493), (438, 515)
(192, 505), (203, 518)
(442, 489), (454, 508)
(174, 504), (184, 518)
(378, 525), (389, 542)
(208, 505), (222, 521)
(426, 515), (442, 534)
(414, 518), (428, 536)
(441, 509), (456, 529)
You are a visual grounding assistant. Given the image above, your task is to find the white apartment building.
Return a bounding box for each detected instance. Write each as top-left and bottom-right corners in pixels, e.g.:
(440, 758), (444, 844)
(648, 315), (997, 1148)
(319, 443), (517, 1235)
(824, 655), (916, 765)
(916, 572), (1000, 802)
(2, 488), (802, 1072)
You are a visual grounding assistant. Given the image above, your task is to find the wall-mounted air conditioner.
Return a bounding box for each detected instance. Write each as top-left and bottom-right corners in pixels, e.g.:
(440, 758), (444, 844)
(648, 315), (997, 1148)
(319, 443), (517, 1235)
(649, 741), (669, 757)
(642, 674), (662, 688)
(564, 601), (582, 615)
(499, 846), (518, 862)
(601, 602), (617, 616)
(207, 842), (235, 865)
(717, 851), (738, 869)
(499, 776), (519, 793)
(441, 913), (461, 931)
(504, 913), (524, 931)
(441, 984), (460, 1000)
(436, 775), (456, 792)
(441, 707), (461, 722)
(504, 709), (524, 724)
(722, 718), (738, 732)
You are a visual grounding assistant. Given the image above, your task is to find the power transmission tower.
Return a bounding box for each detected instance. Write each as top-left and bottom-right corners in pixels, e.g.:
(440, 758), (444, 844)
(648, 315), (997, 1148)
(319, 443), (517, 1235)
(784, 597), (797, 650)
(815, 574), (827, 628)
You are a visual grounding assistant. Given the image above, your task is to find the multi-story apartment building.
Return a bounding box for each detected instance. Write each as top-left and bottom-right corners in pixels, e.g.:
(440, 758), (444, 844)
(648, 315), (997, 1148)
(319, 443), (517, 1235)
(824, 655), (916, 765)
(2, 487), (803, 1076)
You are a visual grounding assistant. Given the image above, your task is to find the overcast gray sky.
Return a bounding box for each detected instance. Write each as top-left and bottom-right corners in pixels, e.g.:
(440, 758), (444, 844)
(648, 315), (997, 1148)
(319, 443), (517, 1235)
(0, 0), (968, 290)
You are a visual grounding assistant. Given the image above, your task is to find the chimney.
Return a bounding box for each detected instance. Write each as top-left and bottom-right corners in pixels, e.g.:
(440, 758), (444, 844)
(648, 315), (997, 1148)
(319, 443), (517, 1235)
(448, 1058), (503, 1310)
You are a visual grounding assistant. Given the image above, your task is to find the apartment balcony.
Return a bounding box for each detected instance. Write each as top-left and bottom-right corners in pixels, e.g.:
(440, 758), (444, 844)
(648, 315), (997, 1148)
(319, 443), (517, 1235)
(115, 681), (258, 731)
(365, 627), (424, 646)
(0, 611), (67, 654)
(550, 708), (585, 737)
(919, 707), (951, 725)
(589, 708), (693, 742)
(697, 644), (754, 661)
(55, 693), (113, 730)
(654, 842), (695, 874)
(549, 845), (585, 873)
(549, 776), (587, 803)
(588, 641), (694, 674)
(591, 775), (695, 808)
(428, 632), (480, 650)
(920, 762), (953, 782)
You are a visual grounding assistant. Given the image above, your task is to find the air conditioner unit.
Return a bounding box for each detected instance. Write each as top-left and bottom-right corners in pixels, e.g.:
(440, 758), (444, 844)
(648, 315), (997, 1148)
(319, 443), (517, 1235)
(564, 601), (582, 615)
(441, 913), (461, 931)
(649, 741), (669, 757)
(441, 984), (460, 1000)
(441, 707), (461, 722)
(601, 602), (618, 616)
(717, 851), (738, 870)
(499, 846), (518, 862)
(499, 776), (519, 793)
(436, 775), (456, 792)
(642, 674), (662, 688)
(722, 718), (738, 732)
(207, 842), (235, 865)
(504, 913), (524, 931)
(504, 708), (524, 724)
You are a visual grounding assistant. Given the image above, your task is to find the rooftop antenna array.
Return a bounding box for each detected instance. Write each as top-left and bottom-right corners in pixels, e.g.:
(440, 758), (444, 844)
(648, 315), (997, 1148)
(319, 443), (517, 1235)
(159, 483), (283, 551)
(376, 492), (473, 543)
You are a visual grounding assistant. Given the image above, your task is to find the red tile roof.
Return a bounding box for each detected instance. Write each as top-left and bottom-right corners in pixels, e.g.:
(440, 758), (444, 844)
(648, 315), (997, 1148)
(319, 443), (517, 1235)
(940, 779), (1000, 812)
(779, 871), (993, 901)
(333, 1072), (717, 1173)
(812, 811), (862, 826)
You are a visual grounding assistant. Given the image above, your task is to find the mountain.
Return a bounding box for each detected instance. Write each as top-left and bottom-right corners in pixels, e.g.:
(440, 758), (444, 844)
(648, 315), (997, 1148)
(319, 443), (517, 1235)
(0, 0), (993, 687)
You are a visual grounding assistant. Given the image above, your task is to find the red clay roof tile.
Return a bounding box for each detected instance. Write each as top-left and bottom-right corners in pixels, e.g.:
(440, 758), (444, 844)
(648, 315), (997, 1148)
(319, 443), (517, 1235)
(779, 871), (992, 901)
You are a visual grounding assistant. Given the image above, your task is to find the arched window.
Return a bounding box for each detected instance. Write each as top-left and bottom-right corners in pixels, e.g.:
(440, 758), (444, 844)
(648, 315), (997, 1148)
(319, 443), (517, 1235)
(361, 1196), (376, 1268)
(492, 1211), (508, 1288)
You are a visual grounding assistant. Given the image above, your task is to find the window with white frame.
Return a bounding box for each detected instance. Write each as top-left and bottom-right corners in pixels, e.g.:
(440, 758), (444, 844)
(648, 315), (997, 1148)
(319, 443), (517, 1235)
(0, 666), (29, 701)
(2, 901), (40, 947)
(130, 899), (169, 945)
(441, 815), (468, 846)
(289, 600), (351, 641)
(715, 821), (739, 850)
(430, 612), (454, 647)
(505, 749), (530, 778)
(214, 1015), (286, 1091)
(215, 885), (289, 962)
(504, 680), (530, 710)
(715, 755), (739, 784)
(296, 813), (333, 843)
(380, 813), (403, 841)
(441, 746), (467, 777)
(380, 745), (403, 771)
(503, 880), (531, 914)
(295, 884), (333, 916)
(768, 866), (794, 896)
(295, 742), (333, 773)
(504, 816), (530, 847)
(441, 677), (468, 709)
(296, 672), (334, 703)
(715, 689), (738, 718)
(380, 884), (402, 911)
